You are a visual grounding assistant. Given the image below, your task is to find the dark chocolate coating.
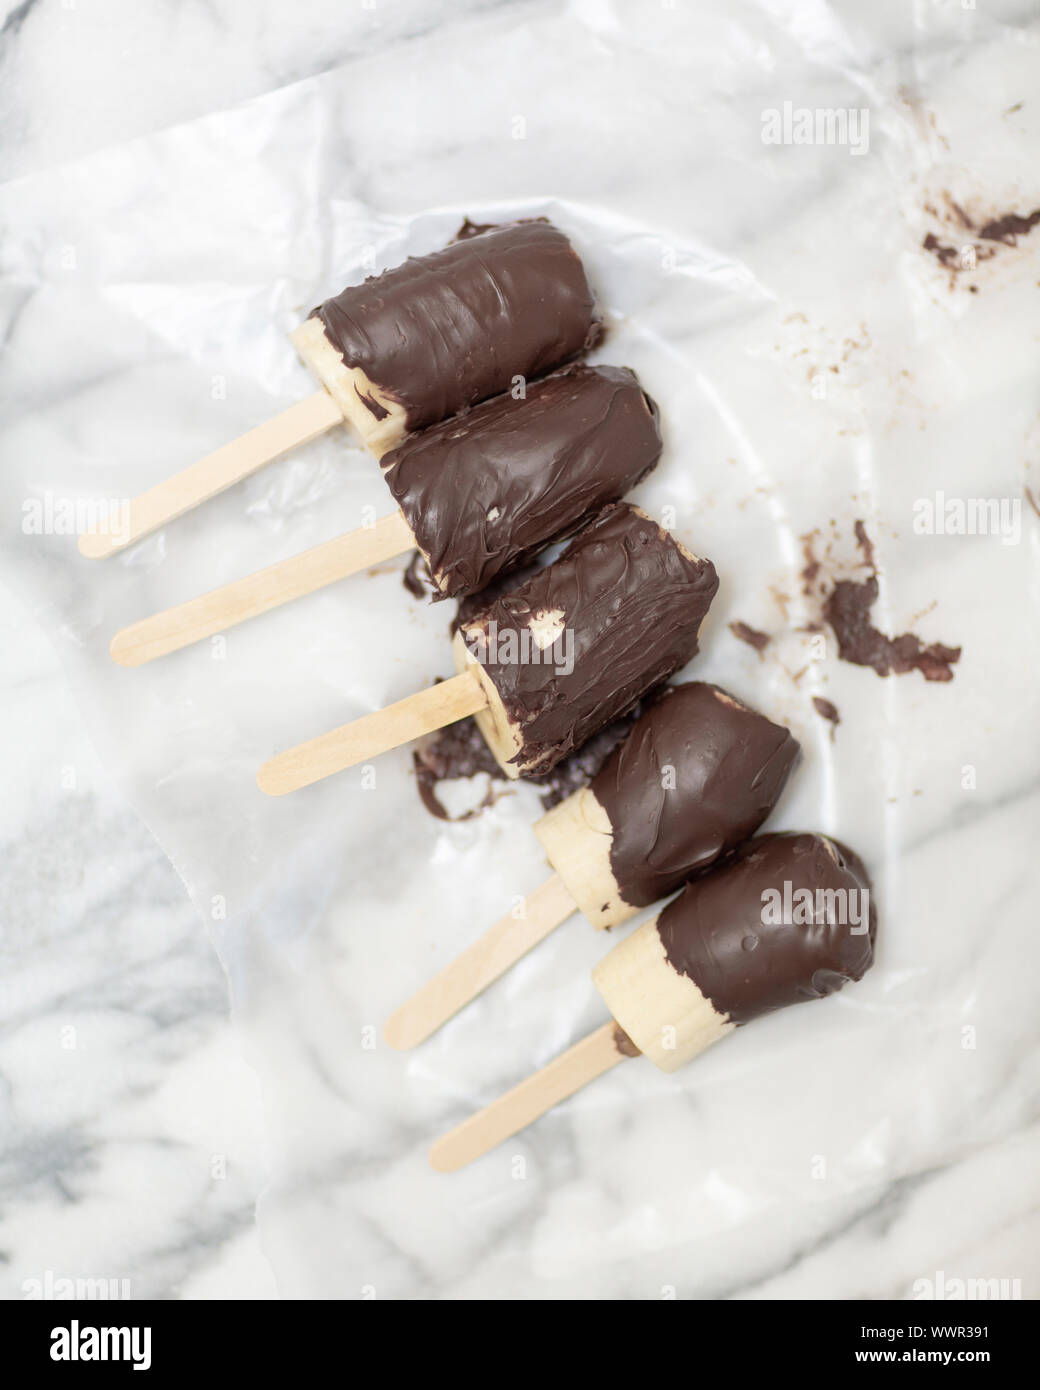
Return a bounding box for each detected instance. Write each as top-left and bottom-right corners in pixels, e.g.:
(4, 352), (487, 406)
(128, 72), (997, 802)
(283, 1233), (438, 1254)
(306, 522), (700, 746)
(381, 364), (662, 599)
(658, 832), (876, 1025)
(463, 504), (718, 775)
(591, 683), (800, 911)
(311, 221), (600, 433)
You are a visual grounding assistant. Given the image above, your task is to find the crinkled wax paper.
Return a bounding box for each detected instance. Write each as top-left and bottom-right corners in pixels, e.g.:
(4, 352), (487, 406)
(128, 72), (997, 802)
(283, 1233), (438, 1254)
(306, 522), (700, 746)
(1, 1), (1037, 1298)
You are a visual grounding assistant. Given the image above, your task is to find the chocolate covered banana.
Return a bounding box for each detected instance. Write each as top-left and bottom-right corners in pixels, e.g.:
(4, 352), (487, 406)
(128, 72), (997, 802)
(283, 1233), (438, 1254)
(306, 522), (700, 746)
(83, 220), (600, 558)
(110, 365), (662, 665)
(385, 683), (800, 1048)
(294, 220), (600, 454)
(430, 833), (877, 1171)
(382, 363), (661, 600)
(257, 505), (718, 795)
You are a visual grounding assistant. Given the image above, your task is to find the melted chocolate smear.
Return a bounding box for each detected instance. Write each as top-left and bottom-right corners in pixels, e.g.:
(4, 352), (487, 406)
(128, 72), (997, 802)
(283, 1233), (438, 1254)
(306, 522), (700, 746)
(922, 232), (969, 270)
(922, 202), (1040, 277)
(612, 1024), (641, 1058)
(413, 704), (643, 822)
(355, 386), (389, 421)
(402, 550), (438, 601)
(823, 575), (960, 682)
(812, 695), (841, 735)
(1026, 487), (1040, 521)
(800, 521), (961, 683)
(800, 530), (825, 597)
(413, 717), (504, 821)
(853, 518), (875, 569)
(730, 620), (770, 653)
(978, 208), (1040, 244)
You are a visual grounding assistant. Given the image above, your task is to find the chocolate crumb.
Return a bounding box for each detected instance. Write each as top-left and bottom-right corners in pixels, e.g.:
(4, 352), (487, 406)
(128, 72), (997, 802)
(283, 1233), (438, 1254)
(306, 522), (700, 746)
(730, 620), (770, 653)
(812, 696), (841, 731)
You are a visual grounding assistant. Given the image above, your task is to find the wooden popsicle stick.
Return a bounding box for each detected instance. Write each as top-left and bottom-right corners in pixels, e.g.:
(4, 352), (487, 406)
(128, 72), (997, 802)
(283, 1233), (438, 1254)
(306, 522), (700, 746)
(109, 511), (415, 667)
(257, 672), (487, 796)
(429, 1021), (632, 1173)
(384, 874), (578, 1050)
(78, 391), (343, 559)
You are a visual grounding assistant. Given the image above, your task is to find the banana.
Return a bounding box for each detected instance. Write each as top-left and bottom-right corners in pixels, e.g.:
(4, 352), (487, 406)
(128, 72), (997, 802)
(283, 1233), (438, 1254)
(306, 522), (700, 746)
(533, 787), (627, 928)
(593, 917), (733, 1072)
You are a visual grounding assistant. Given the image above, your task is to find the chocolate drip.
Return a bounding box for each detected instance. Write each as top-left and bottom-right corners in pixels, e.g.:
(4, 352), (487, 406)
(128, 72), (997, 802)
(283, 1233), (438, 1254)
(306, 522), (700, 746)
(402, 550), (438, 600)
(658, 832), (876, 1025)
(591, 683), (800, 910)
(462, 504), (718, 776)
(612, 1024), (642, 1058)
(381, 364), (662, 599)
(311, 220), (601, 433)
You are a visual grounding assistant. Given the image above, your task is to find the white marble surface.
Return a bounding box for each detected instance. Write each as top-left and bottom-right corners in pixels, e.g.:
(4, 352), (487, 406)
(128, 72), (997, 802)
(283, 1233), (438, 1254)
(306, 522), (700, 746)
(1, 0), (1038, 1300)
